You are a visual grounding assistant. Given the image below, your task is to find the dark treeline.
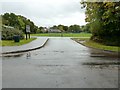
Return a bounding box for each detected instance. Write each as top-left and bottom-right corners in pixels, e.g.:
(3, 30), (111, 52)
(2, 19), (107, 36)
(81, 1), (120, 46)
(50, 24), (91, 33)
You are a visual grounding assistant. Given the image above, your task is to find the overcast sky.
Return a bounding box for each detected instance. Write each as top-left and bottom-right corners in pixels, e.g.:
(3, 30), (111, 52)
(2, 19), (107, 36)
(0, 0), (86, 27)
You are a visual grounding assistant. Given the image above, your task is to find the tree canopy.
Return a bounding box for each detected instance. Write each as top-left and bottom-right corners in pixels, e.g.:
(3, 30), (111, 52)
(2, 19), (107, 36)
(2, 13), (38, 33)
(81, 1), (120, 46)
(50, 24), (83, 33)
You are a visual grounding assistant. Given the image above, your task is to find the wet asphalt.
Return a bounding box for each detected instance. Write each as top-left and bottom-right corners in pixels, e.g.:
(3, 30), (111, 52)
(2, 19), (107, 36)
(1, 37), (119, 88)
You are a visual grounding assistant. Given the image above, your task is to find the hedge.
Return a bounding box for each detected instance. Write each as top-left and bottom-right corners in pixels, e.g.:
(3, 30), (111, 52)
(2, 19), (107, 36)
(2, 27), (24, 40)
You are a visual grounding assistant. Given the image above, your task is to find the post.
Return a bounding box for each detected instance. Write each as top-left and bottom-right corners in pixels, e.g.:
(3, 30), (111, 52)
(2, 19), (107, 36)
(28, 33), (30, 39)
(61, 32), (63, 37)
(26, 25), (30, 40)
(26, 33), (27, 40)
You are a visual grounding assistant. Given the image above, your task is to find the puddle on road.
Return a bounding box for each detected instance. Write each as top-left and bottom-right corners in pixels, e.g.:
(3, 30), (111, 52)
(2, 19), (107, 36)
(53, 51), (64, 53)
(82, 62), (120, 65)
(90, 55), (106, 57)
(35, 64), (70, 75)
(82, 62), (120, 70)
(37, 64), (67, 67)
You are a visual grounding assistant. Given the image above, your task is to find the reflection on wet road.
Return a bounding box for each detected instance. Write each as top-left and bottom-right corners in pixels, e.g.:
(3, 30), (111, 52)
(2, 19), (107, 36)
(2, 37), (119, 88)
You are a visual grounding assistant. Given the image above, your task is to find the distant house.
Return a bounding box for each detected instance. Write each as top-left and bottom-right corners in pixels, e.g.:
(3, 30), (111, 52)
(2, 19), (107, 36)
(48, 29), (61, 33)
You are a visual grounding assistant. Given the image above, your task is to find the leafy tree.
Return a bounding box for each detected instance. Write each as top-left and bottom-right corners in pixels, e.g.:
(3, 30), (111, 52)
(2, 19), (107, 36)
(18, 16), (25, 32)
(69, 25), (81, 33)
(81, 1), (120, 46)
(81, 24), (91, 33)
(63, 26), (69, 32)
(50, 25), (58, 29)
(58, 24), (64, 32)
(50, 25), (68, 32)
(2, 13), (39, 34)
(36, 29), (43, 33)
(2, 26), (24, 40)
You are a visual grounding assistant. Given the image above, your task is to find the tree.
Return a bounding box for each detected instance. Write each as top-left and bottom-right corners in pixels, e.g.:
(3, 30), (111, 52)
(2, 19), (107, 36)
(81, 24), (91, 33)
(2, 13), (39, 34)
(58, 24), (64, 32)
(50, 25), (58, 29)
(81, 1), (120, 46)
(18, 16), (25, 32)
(2, 13), (19, 28)
(69, 25), (81, 33)
(36, 28), (43, 33)
(50, 25), (67, 32)
(63, 26), (69, 32)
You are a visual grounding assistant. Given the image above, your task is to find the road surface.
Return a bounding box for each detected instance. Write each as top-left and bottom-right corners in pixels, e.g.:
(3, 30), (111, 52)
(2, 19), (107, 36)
(2, 37), (119, 88)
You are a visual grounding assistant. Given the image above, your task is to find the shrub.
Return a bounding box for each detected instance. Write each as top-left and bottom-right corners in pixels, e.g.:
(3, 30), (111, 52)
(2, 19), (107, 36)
(2, 27), (24, 40)
(91, 35), (120, 46)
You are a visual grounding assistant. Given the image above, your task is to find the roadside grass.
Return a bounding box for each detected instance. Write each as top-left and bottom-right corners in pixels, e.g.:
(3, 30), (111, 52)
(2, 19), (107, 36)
(72, 38), (119, 52)
(71, 37), (90, 41)
(0, 38), (36, 46)
(31, 32), (92, 37)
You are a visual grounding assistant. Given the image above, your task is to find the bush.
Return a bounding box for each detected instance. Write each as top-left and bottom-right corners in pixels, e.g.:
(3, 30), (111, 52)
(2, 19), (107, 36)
(2, 27), (24, 40)
(91, 35), (120, 46)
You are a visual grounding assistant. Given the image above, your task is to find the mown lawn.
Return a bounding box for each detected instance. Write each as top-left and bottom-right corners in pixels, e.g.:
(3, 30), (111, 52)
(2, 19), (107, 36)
(72, 38), (119, 52)
(0, 38), (36, 46)
(31, 32), (92, 37)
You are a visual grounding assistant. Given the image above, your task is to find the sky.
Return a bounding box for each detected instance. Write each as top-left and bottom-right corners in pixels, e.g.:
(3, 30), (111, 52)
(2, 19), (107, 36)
(0, 0), (86, 27)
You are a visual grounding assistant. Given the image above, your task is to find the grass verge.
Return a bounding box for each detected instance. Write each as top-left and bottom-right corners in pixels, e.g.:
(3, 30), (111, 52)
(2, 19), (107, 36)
(31, 32), (92, 37)
(72, 38), (120, 52)
(0, 38), (36, 46)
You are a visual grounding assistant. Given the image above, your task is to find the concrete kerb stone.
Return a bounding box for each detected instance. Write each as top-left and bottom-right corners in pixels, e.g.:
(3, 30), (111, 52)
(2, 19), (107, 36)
(1, 38), (49, 55)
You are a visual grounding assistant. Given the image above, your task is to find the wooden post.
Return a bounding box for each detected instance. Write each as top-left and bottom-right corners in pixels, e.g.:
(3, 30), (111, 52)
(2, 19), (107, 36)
(26, 33), (27, 40)
(28, 33), (30, 39)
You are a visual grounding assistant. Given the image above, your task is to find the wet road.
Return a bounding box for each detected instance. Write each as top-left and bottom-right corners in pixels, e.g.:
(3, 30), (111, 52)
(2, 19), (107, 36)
(2, 37), (119, 88)
(0, 59), (2, 89)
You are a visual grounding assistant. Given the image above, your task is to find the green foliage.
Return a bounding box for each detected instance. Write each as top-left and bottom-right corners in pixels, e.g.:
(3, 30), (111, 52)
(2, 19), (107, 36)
(50, 25), (58, 29)
(36, 28), (43, 33)
(83, 40), (119, 52)
(2, 13), (38, 34)
(69, 25), (82, 33)
(1, 38), (36, 46)
(81, 1), (120, 46)
(17, 16), (25, 31)
(81, 24), (91, 33)
(50, 24), (82, 33)
(58, 24), (64, 31)
(63, 26), (69, 32)
(73, 38), (119, 52)
(2, 26), (24, 40)
(2, 13), (19, 27)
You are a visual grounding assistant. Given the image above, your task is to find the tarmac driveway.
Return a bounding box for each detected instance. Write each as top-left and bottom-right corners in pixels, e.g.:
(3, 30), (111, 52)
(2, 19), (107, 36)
(2, 37), (119, 88)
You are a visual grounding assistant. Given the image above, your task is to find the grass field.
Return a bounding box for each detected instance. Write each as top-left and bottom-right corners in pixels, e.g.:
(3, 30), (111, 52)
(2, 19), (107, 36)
(31, 32), (92, 37)
(0, 38), (36, 46)
(72, 38), (119, 52)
